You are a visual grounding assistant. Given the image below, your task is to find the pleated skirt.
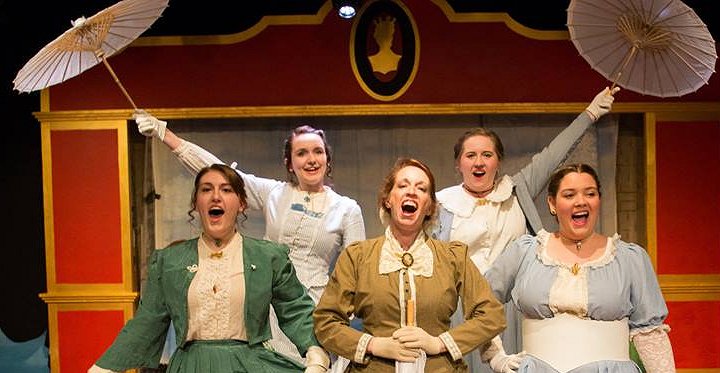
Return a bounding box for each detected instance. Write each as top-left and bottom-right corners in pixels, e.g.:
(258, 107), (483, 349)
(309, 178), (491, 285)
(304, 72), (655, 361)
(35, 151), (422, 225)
(167, 340), (305, 373)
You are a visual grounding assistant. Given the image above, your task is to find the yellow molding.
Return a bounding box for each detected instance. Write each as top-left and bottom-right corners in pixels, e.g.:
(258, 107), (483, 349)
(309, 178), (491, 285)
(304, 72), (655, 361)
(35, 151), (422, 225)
(644, 113), (657, 269)
(40, 291), (138, 304)
(40, 121), (134, 293)
(41, 122), (58, 288)
(660, 275), (720, 301)
(656, 111), (720, 121)
(131, 2), (332, 47)
(430, 0), (568, 41)
(32, 102), (720, 122)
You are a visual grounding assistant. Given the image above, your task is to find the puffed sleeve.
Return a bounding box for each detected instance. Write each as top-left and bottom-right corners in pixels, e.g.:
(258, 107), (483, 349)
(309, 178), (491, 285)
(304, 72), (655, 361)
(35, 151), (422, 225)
(623, 243), (669, 334)
(442, 241), (506, 359)
(270, 244), (320, 356)
(484, 234), (537, 303)
(313, 242), (369, 363)
(94, 250), (171, 371)
(341, 200), (366, 249)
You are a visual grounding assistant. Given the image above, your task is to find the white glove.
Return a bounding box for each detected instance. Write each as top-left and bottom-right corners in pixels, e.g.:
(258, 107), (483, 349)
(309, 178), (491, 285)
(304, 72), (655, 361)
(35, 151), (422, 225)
(489, 350), (527, 373)
(368, 336), (420, 362)
(133, 110), (167, 141)
(87, 364), (118, 373)
(392, 326), (445, 355)
(584, 86), (621, 121)
(304, 345), (330, 373)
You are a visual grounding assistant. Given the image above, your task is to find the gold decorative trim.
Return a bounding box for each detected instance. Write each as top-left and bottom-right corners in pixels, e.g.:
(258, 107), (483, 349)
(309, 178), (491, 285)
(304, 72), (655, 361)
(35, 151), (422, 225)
(678, 369), (720, 373)
(132, 2), (332, 47)
(40, 291), (138, 304)
(660, 275), (720, 301)
(656, 111), (720, 121)
(41, 122), (58, 288)
(644, 113), (657, 269)
(430, 0), (568, 41)
(41, 120), (134, 293)
(32, 102), (720, 122)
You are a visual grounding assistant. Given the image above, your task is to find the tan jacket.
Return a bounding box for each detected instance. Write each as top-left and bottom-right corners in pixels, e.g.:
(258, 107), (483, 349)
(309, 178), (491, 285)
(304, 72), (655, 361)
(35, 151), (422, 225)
(314, 236), (506, 372)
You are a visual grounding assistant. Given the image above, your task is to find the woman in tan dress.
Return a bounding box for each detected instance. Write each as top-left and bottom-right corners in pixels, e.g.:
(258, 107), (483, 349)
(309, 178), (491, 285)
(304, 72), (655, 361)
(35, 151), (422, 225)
(313, 158), (506, 372)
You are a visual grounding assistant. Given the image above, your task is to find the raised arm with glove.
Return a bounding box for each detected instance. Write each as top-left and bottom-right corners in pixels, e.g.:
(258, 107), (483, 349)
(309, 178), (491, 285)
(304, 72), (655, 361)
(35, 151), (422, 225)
(584, 86), (621, 121)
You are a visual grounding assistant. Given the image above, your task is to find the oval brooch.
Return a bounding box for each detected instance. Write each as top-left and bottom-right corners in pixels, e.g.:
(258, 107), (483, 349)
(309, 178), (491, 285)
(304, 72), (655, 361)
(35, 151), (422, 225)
(401, 252), (414, 267)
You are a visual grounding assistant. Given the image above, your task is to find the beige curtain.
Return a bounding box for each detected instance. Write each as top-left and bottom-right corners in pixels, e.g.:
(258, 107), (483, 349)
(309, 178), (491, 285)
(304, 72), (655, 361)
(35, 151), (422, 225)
(147, 113), (618, 246)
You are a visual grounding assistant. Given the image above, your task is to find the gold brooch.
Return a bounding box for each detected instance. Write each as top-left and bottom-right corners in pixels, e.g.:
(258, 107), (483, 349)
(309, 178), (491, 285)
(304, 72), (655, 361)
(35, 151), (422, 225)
(401, 252), (414, 267)
(209, 251), (223, 259)
(571, 263), (580, 275)
(476, 198), (487, 206)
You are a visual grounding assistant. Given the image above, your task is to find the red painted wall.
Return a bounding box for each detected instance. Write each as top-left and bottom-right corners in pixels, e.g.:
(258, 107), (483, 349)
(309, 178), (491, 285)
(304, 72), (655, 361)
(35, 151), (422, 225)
(47, 1), (720, 110)
(58, 310), (126, 373)
(51, 130), (123, 283)
(656, 121), (720, 275)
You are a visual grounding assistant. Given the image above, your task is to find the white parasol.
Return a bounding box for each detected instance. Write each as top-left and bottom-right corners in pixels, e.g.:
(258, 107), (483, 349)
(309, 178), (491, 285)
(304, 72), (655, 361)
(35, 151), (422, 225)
(567, 0), (717, 97)
(13, 0), (169, 109)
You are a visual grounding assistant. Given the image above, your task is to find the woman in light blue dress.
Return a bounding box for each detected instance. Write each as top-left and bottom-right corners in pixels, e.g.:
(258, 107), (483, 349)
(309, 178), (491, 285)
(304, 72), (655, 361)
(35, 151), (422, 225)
(483, 164), (675, 373)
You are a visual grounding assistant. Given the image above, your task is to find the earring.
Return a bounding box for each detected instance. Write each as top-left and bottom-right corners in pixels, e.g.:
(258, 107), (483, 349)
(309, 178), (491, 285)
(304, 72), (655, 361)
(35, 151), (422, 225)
(550, 209), (556, 216)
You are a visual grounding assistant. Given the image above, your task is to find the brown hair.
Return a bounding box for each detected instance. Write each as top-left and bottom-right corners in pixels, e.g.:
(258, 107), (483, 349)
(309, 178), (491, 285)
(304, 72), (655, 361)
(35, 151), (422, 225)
(283, 125), (333, 185)
(188, 164), (248, 224)
(453, 127), (505, 162)
(378, 158), (438, 226)
(547, 163), (602, 198)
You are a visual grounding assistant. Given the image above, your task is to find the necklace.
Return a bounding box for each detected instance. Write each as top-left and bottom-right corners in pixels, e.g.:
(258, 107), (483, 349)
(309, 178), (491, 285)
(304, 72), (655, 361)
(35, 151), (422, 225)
(462, 183), (494, 205)
(558, 232), (593, 252)
(557, 232), (594, 276)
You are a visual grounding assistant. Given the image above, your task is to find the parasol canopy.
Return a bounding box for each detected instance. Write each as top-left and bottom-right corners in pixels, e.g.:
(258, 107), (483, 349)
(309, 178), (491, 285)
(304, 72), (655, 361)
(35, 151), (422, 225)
(13, 0), (169, 108)
(567, 0), (717, 97)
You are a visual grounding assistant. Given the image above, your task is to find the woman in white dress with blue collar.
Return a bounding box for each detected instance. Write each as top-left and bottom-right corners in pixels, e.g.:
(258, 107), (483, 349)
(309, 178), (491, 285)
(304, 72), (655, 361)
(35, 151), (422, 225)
(135, 116), (366, 362)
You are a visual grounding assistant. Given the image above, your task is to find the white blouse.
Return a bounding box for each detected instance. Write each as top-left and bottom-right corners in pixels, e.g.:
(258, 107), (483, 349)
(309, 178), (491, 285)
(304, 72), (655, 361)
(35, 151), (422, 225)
(186, 233), (246, 341)
(437, 175), (526, 273)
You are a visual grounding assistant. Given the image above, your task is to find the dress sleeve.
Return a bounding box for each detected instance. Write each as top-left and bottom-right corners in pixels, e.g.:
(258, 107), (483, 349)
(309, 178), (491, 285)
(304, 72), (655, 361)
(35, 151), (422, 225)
(624, 243), (669, 334)
(173, 139), (283, 211)
(512, 112), (594, 199)
(445, 242), (507, 358)
(313, 243), (368, 363)
(341, 200), (366, 249)
(484, 234), (535, 304)
(95, 250), (171, 371)
(269, 244), (320, 356)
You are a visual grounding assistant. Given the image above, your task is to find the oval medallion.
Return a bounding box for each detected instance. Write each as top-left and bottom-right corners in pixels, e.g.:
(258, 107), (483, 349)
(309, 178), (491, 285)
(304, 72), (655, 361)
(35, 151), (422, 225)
(401, 252), (414, 267)
(350, 0), (419, 101)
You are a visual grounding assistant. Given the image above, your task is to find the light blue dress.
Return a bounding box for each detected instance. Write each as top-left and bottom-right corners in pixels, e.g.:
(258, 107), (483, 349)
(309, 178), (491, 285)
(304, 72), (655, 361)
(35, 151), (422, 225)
(484, 231), (668, 373)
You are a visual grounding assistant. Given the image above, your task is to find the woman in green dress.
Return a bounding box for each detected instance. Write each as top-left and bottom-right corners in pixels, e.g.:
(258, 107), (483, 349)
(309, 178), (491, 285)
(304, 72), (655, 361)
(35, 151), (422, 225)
(88, 164), (329, 373)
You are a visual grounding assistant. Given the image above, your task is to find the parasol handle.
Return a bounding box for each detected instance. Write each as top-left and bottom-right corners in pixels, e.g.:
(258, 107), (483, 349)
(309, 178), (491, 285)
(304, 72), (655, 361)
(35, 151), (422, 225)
(610, 45), (639, 92)
(98, 53), (138, 110)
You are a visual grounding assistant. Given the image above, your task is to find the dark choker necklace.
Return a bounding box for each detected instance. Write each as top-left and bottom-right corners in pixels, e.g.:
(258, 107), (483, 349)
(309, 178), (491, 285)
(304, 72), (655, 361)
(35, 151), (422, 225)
(462, 183), (494, 199)
(203, 233), (227, 248)
(558, 232), (593, 251)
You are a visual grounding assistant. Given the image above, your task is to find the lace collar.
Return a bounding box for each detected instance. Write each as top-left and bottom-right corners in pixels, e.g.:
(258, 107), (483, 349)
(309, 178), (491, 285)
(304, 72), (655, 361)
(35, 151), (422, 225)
(378, 227), (434, 277)
(438, 175), (514, 217)
(536, 229), (620, 270)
